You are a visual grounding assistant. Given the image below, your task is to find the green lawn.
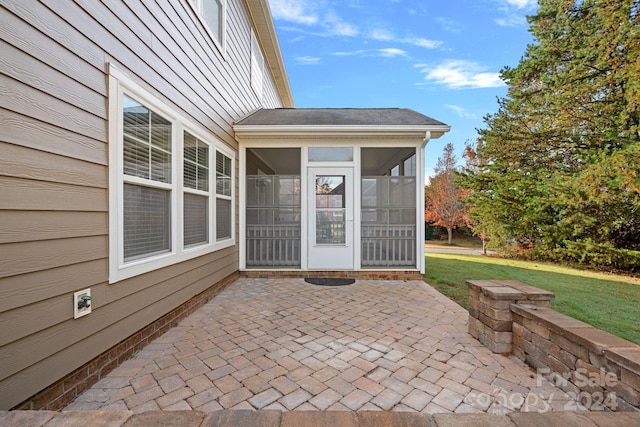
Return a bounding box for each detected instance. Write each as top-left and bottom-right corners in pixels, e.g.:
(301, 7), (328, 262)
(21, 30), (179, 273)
(424, 253), (640, 345)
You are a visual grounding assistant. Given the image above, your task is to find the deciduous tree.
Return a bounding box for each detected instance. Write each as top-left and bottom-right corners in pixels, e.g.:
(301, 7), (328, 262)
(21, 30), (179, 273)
(425, 143), (467, 245)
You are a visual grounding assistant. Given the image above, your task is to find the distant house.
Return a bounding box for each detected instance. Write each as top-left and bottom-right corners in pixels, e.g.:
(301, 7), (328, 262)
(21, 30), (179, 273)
(0, 0), (449, 409)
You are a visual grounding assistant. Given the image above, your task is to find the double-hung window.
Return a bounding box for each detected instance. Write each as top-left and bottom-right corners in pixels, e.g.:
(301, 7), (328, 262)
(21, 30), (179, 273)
(109, 65), (234, 283)
(190, 0), (225, 48)
(122, 96), (173, 262)
(183, 132), (210, 247)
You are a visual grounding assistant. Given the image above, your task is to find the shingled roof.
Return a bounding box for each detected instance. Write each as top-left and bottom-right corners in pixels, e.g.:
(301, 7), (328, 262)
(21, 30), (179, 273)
(235, 108), (449, 127)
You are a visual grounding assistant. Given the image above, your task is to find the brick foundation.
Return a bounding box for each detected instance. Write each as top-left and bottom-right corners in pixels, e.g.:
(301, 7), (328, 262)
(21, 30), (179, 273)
(241, 270), (423, 280)
(467, 279), (640, 412)
(13, 272), (238, 411)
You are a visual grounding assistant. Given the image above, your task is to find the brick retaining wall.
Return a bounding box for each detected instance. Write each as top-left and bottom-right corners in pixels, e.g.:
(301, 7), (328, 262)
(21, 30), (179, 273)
(467, 279), (640, 412)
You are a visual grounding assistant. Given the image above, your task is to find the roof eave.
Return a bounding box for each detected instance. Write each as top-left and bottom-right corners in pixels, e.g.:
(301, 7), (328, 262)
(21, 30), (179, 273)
(245, 0), (295, 107)
(233, 124), (452, 139)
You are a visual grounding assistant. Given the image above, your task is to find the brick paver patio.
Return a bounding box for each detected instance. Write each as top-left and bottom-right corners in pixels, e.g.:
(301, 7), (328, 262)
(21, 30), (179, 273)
(66, 278), (582, 414)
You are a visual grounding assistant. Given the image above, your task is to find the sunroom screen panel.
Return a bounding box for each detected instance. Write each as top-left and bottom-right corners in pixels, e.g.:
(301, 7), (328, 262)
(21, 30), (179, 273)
(246, 176), (301, 267)
(361, 176), (416, 267)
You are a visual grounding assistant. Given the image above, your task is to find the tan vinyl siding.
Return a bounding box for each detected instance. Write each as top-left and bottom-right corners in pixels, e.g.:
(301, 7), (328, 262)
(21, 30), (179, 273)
(0, 0), (285, 409)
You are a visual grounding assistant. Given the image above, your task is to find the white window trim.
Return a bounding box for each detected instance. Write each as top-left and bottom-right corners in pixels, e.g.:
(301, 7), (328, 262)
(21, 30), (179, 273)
(188, 0), (227, 55)
(108, 64), (235, 284)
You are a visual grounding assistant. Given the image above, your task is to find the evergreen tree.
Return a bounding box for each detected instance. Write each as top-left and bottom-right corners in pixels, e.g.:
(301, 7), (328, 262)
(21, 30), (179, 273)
(461, 0), (640, 269)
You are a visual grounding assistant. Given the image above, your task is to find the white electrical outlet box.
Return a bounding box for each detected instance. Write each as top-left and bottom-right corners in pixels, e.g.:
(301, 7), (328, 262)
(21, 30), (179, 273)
(74, 288), (92, 319)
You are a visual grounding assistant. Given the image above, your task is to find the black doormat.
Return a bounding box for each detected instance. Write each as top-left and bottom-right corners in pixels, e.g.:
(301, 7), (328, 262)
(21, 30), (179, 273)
(304, 278), (355, 286)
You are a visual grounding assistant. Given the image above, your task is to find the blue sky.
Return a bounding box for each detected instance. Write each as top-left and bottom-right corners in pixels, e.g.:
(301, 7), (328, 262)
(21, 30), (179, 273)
(267, 0), (539, 178)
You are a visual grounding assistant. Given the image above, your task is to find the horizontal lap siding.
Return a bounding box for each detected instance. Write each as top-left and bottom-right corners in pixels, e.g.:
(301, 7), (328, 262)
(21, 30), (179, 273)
(0, 0), (283, 409)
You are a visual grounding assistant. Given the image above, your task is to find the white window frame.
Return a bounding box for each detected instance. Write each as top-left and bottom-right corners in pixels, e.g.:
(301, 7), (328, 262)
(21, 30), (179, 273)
(189, 0), (226, 54)
(215, 150), (234, 241)
(182, 127), (213, 249)
(250, 29), (265, 101)
(108, 64), (235, 284)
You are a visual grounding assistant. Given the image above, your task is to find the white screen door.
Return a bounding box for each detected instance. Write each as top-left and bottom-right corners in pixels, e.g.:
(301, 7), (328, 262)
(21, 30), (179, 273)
(307, 167), (354, 269)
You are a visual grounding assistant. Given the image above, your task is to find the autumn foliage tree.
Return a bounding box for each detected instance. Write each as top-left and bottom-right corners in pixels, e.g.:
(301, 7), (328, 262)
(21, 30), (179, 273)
(425, 143), (467, 245)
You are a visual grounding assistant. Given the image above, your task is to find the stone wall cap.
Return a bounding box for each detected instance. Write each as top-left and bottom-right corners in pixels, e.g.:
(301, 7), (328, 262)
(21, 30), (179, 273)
(563, 327), (637, 356)
(604, 346), (640, 375)
(465, 280), (554, 300)
(483, 286), (526, 299)
(501, 280), (555, 300)
(510, 305), (592, 332)
(466, 280), (501, 290)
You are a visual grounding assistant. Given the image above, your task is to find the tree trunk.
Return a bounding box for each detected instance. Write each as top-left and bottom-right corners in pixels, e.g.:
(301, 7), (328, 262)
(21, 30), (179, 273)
(482, 238), (486, 255)
(447, 228), (453, 245)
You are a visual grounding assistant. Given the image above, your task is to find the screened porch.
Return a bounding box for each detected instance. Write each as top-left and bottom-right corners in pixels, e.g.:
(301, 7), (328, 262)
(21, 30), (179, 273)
(244, 147), (417, 269)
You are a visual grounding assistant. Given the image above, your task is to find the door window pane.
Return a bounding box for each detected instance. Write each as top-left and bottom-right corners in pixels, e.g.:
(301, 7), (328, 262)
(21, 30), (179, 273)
(315, 175), (346, 244)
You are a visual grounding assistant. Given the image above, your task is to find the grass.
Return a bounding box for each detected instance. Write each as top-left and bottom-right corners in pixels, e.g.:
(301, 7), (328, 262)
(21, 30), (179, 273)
(424, 252), (640, 345)
(425, 235), (484, 249)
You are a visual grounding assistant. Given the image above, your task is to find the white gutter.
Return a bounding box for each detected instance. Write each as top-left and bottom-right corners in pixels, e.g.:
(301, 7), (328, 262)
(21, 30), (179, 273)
(234, 124), (451, 135)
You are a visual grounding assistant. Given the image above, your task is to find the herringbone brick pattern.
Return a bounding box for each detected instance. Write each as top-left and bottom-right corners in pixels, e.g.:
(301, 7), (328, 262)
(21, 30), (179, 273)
(66, 279), (579, 414)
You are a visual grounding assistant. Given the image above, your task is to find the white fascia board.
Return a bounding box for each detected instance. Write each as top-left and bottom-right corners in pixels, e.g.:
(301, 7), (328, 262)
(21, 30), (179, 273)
(233, 124), (452, 139)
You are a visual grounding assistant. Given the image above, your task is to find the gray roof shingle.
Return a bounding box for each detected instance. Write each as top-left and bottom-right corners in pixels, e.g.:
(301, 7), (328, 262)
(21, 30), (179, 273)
(235, 108), (448, 127)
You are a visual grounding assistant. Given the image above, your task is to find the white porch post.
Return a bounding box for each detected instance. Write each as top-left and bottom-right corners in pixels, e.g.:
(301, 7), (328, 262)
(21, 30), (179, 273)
(418, 131), (431, 274)
(238, 144), (246, 270)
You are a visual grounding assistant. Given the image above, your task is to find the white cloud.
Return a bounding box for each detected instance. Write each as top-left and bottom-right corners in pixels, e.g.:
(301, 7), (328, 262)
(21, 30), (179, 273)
(377, 48), (407, 57)
(269, 0), (318, 25)
(367, 29), (442, 49)
(322, 12), (359, 36)
(504, 0), (537, 8)
(369, 28), (395, 41)
(494, 0), (537, 27)
(332, 48), (407, 58)
(417, 60), (506, 89)
(268, 0), (358, 37)
(295, 56), (321, 64)
(406, 37), (443, 49)
(445, 104), (478, 119)
(332, 50), (365, 56)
